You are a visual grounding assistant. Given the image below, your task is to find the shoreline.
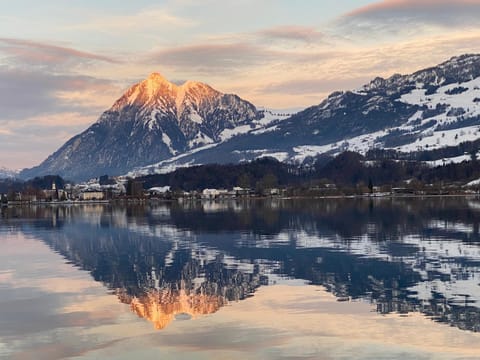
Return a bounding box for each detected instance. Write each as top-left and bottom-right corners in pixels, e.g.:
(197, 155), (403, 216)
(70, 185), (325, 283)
(2, 192), (480, 207)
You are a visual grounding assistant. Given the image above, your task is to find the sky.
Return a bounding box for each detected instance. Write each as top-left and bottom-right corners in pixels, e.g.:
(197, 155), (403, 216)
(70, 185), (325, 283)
(2, 0), (480, 169)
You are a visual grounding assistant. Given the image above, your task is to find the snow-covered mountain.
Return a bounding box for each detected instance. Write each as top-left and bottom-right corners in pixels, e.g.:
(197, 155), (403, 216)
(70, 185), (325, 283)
(21, 54), (480, 180)
(129, 54), (480, 176)
(20, 73), (274, 181)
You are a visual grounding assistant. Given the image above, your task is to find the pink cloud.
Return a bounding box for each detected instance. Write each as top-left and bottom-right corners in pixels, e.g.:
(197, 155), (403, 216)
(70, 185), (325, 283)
(147, 42), (280, 74)
(257, 25), (323, 43)
(0, 38), (117, 66)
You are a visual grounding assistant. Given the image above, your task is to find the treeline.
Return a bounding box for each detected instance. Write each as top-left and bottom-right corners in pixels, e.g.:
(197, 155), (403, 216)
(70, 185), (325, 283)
(4, 152), (480, 195)
(314, 151), (480, 186)
(139, 158), (304, 192)
(139, 152), (480, 191)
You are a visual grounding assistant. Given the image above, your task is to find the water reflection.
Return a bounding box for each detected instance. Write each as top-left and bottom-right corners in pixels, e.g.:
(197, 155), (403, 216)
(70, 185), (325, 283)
(2, 198), (480, 332)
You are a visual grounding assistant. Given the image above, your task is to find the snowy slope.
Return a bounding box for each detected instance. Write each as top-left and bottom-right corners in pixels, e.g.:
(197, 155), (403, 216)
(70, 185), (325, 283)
(127, 107), (302, 177)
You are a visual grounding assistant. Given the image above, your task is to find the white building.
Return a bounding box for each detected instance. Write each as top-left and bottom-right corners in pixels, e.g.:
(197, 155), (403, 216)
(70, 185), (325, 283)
(79, 191), (104, 201)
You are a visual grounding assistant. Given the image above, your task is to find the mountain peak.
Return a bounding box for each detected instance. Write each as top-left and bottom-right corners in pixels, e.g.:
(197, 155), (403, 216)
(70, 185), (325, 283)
(147, 72), (167, 81)
(142, 72), (174, 96)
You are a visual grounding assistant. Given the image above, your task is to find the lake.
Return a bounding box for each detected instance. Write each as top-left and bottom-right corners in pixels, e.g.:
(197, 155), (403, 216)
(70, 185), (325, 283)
(1, 198), (480, 359)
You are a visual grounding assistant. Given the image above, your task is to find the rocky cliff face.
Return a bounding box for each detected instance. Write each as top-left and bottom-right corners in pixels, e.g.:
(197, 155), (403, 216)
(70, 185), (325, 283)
(20, 73), (260, 181)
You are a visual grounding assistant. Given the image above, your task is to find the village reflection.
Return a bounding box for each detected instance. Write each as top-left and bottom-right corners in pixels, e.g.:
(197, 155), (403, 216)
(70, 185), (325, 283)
(2, 197), (480, 331)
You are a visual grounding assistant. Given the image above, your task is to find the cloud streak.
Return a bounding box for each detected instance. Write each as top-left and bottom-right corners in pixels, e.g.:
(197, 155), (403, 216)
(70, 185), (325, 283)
(0, 38), (117, 68)
(257, 25), (324, 44)
(339, 0), (480, 36)
(347, 0), (480, 17)
(69, 7), (195, 32)
(146, 42), (280, 74)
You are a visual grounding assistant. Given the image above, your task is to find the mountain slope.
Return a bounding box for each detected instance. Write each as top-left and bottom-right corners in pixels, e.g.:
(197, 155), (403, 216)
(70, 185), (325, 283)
(0, 167), (17, 179)
(20, 73), (262, 181)
(129, 54), (480, 176)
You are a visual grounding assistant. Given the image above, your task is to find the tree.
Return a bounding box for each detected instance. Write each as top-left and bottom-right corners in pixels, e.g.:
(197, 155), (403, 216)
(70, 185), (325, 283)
(237, 173), (251, 189)
(368, 178), (374, 194)
(263, 173), (278, 189)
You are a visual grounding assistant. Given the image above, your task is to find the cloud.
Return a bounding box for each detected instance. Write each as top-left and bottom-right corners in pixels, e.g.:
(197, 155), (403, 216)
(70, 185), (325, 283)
(0, 37), (125, 168)
(0, 38), (117, 69)
(0, 67), (116, 119)
(347, 0), (480, 17)
(70, 7), (195, 32)
(338, 0), (480, 37)
(146, 42), (280, 74)
(0, 112), (100, 168)
(257, 25), (324, 44)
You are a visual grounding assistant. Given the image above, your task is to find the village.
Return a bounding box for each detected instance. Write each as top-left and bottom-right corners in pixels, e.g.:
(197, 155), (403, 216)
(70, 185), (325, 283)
(3, 173), (480, 207)
(0, 176), (290, 205)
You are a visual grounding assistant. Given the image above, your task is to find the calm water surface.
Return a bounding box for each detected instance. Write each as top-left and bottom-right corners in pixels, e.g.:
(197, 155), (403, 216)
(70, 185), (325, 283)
(1, 198), (480, 359)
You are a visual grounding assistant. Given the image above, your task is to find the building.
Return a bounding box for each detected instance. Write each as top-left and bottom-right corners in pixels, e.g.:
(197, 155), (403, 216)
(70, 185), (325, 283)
(79, 191), (104, 201)
(202, 189), (229, 199)
(148, 186), (171, 196)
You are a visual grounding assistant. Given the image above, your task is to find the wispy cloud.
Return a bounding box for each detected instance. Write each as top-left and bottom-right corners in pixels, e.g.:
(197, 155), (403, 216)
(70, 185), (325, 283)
(347, 0), (480, 17)
(69, 7), (195, 32)
(338, 0), (480, 37)
(257, 25), (324, 44)
(146, 42), (280, 74)
(0, 38), (117, 69)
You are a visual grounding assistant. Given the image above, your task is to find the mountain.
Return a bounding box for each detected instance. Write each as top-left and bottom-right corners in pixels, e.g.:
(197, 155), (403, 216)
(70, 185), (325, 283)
(21, 54), (480, 181)
(0, 167), (18, 179)
(129, 54), (480, 177)
(20, 73), (270, 181)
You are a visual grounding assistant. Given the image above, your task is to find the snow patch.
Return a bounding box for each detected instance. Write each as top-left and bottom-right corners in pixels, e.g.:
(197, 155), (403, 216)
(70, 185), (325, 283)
(189, 111), (203, 124)
(162, 133), (176, 155)
(220, 125), (253, 141)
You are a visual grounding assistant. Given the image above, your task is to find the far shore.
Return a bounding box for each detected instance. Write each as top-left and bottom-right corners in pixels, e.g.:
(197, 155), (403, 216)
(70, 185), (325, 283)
(2, 192), (480, 208)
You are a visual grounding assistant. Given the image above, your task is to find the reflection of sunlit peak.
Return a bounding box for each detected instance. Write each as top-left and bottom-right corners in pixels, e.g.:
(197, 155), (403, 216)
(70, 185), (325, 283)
(118, 288), (227, 330)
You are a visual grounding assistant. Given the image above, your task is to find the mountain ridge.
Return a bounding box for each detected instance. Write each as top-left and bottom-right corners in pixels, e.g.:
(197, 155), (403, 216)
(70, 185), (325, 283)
(129, 53), (480, 177)
(21, 53), (480, 181)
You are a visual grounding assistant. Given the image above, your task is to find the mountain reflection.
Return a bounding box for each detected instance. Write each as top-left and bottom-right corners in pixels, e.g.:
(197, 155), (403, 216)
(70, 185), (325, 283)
(2, 198), (480, 332)
(117, 287), (227, 330)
